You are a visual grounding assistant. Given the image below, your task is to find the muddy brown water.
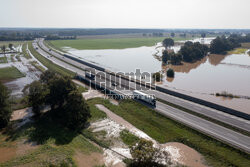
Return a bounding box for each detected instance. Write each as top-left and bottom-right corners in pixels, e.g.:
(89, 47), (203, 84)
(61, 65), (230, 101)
(65, 41), (250, 114)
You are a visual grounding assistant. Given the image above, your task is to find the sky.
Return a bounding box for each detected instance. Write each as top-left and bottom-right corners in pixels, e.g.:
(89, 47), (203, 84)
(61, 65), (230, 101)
(0, 0), (250, 29)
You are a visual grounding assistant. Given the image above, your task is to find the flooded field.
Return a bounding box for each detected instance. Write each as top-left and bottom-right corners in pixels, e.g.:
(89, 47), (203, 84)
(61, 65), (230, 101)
(62, 38), (250, 113)
(0, 45), (42, 97)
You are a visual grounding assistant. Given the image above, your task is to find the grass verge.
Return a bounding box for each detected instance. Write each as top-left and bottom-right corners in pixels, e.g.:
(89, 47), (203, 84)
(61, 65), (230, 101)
(0, 66), (25, 81)
(28, 42), (75, 77)
(87, 98), (250, 167)
(22, 43), (31, 59)
(30, 61), (46, 72)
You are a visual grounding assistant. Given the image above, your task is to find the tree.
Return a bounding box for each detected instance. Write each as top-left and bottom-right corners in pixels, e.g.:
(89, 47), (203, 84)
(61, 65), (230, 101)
(179, 41), (208, 62)
(162, 50), (169, 64)
(167, 68), (175, 78)
(63, 91), (91, 130)
(8, 43), (13, 50)
(162, 38), (174, 49)
(0, 82), (11, 129)
(28, 81), (47, 116)
(1, 45), (6, 54)
(129, 139), (168, 167)
(170, 32), (175, 38)
(47, 76), (76, 110)
(40, 70), (56, 84)
(201, 33), (206, 38)
(152, 72), (162, 82)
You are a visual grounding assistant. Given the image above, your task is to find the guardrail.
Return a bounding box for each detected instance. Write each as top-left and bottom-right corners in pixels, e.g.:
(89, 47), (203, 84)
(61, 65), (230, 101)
(63, 54), (106, 72)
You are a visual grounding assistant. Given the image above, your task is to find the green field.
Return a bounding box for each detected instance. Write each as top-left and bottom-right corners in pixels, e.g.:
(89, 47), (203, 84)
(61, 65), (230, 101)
(49, 37), (190, 50)
(87, 98), (250, 167)
(0, 66), (25, 80)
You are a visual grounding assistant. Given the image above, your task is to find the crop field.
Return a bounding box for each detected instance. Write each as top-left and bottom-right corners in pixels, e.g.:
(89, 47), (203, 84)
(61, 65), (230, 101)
(49, 36), (193, 50)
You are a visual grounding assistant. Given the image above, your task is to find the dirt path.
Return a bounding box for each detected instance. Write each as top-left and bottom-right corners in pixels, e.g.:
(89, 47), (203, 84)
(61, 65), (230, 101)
(74, 151), (104, 167)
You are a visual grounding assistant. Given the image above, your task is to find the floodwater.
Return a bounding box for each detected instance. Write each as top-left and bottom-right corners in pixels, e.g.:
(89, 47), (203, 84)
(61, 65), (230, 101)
(64, 45), (163, 73)
(163, 52), (250, 97)
(62, 38), (250, 113)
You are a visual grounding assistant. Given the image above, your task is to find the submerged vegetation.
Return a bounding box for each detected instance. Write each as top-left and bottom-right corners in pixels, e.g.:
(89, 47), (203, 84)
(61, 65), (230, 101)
(166, 68), (175, 78)
(162, 40), (208, 65)
(215, 91), (240, 99)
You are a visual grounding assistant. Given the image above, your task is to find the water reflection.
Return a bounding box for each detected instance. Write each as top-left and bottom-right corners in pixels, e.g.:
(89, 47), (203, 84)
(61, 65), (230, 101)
(208, 54), (228, 66)
(163, 57), (208, 73)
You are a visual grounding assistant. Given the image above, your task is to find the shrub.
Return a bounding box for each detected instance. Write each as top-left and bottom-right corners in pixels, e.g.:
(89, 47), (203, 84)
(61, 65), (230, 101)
(167, 68), (175, 78)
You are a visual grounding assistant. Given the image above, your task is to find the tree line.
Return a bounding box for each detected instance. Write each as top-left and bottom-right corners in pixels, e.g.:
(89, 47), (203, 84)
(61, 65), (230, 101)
(162, 33), (250, 65)
(210, 34), (250, 54)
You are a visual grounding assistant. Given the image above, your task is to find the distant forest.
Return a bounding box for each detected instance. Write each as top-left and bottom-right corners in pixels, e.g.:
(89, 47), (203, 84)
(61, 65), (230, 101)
(0, 28), (250, 41)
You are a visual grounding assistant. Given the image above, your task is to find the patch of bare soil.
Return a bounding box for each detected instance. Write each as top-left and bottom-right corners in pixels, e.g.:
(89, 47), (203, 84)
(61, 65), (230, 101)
(11, 108), (30, 121)
(74, 151), (104, 167)
(0, 147), (16, 163)
(16, 139), (38, 156)
(109, 99), (119, 106)
(82, 89), (105, 100)
(163, 142), (207, 167)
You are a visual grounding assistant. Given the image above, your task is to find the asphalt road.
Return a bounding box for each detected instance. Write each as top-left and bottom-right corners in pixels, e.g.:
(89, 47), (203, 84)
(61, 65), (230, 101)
(33, 39), (250, 153)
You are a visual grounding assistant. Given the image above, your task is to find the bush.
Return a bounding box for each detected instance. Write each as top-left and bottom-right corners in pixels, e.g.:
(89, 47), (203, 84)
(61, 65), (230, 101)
(166, 68), (175, 78)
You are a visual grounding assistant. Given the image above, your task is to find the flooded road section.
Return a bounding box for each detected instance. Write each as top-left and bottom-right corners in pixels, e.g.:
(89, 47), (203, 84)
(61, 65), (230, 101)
(62, 38), (250, 114)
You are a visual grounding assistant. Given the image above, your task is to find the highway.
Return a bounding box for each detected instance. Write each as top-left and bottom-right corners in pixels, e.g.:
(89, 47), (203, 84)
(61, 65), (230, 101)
(37, 39), (250, 133)
(33, 38), (250, 153)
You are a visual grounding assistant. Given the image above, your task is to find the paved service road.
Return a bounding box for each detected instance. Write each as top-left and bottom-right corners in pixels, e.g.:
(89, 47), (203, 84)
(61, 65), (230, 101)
(33, 39), (250, 153)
